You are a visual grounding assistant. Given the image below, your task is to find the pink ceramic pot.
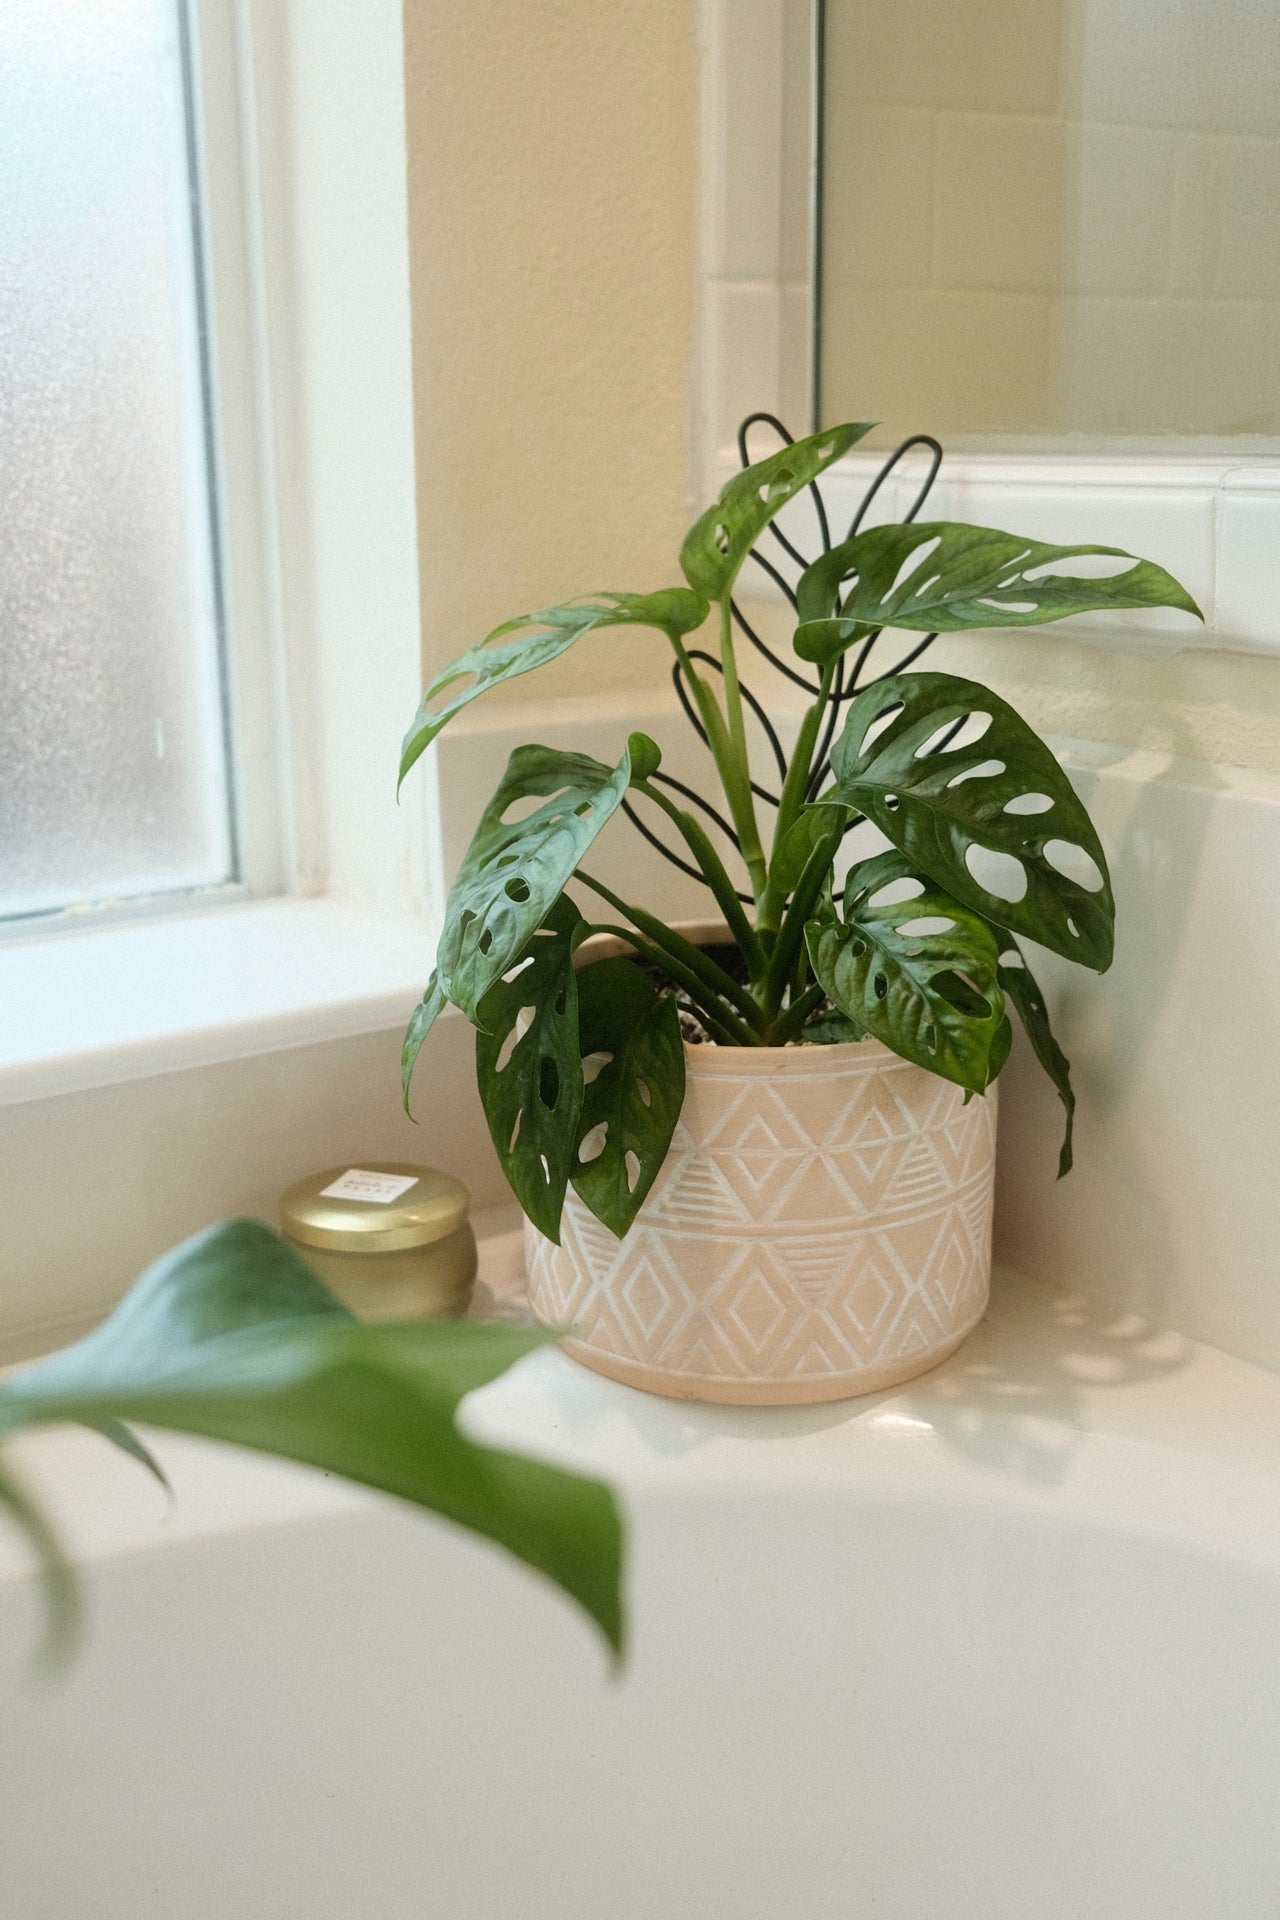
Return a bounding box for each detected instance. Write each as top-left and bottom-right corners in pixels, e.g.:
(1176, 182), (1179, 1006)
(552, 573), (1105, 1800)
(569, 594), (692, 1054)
(524, 1033), (997, 1406)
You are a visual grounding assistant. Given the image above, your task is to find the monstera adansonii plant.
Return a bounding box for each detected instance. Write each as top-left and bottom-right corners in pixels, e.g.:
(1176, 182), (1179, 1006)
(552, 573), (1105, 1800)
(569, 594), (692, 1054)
(401, 419), (1201, 1229)
(0, 421), (1199, 1669)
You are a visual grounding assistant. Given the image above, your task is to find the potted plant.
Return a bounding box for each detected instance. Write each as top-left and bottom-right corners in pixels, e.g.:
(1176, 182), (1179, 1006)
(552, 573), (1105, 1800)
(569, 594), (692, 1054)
(401, 416), (1200, 1405)
(0, 417), (1200, 1661)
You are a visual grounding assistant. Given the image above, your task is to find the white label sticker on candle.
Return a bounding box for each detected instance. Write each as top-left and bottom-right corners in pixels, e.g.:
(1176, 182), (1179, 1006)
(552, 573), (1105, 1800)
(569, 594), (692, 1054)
(319, 1169), (420, 1205)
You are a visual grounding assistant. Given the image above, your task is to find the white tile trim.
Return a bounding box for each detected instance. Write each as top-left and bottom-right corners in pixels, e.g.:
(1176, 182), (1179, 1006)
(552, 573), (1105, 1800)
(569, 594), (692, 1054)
(723, 444), (1280, 654)
(695, 0), (818, 498)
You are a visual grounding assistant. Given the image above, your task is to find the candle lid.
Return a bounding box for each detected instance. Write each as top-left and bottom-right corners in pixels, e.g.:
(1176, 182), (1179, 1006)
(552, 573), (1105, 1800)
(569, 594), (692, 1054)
(280, 1163), (470, 1254)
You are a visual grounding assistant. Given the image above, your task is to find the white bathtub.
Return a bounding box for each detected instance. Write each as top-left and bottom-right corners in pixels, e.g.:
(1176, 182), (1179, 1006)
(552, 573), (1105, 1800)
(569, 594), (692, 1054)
(2, 1229), (1279, 1920)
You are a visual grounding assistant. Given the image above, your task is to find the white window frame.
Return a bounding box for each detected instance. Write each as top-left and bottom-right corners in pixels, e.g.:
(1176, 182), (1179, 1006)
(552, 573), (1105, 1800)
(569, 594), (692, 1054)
(0, 0), (444, 1103)
(697, 0), (1280, 659)
(196, 0), (438, 914)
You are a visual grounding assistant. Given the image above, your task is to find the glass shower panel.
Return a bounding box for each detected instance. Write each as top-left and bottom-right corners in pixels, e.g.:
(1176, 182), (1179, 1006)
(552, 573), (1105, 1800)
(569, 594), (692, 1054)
(821, 0), (1280, 445)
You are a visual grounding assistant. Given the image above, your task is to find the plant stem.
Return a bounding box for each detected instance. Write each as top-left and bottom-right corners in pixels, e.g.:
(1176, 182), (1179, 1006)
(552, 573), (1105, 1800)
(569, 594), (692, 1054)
(581, 921), (759, 1049)
(669, 633), (735, 770)
(670, 622), (767, 909)
(756, 663), (836, 935)
(759, 826), (843, 1016)
(635, 782), (764, 974)
(765, 982), (827, 1046)
(574, 873), (764, 1033)
(713, 598), (768, 902)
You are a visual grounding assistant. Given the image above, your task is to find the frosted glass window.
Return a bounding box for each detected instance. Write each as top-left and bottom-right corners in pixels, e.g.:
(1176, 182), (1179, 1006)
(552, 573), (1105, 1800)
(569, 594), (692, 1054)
(0, 0), (235, 923)
(821, 0), (1280, 446)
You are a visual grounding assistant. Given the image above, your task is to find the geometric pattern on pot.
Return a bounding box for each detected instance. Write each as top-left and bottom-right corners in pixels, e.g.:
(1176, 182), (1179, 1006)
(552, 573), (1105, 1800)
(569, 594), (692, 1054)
(525, 1038), (997, 1406)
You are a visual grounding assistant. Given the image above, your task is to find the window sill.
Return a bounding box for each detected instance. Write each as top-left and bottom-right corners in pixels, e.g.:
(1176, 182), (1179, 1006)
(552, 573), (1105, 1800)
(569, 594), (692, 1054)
(0, 897), (435, 1107)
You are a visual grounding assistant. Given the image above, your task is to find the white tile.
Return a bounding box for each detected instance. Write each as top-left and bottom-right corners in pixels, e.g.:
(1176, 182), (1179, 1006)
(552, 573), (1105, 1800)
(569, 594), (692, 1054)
(819, 284), (1059, 438)
(707, 280), (783, 456)
(798, 452), (945, 542)
(778, 0), (815, 283)
(825, 0), (1066, 117)
(1215, 485), (1280, 653)
(1072, 0), (1278, 138)
(1061, 295), (1190, 433)
(1213, 137), (1280, 299)
(1170, 131), (1280, 302)
(707, 0), (785, 278)
(1067, 121), (1175, 296)
(778, 281), (811, 435)
(1169, 133), (1223, 295)
(998, 750), (1280, 1370)
(1192, 300), (1277, 436)
(823, 102), (935, 291)
(934, 112), (1068, 294)
(1059, 295), (1214, 437)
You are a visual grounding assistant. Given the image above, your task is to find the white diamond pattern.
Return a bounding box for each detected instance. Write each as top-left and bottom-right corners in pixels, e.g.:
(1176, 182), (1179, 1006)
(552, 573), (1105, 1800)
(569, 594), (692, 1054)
(526, 1038), (997, 1403)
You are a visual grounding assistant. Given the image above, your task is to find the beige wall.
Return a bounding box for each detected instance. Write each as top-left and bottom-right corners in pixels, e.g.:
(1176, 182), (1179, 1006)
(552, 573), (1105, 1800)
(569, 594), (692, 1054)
(402, 0), (698, 699)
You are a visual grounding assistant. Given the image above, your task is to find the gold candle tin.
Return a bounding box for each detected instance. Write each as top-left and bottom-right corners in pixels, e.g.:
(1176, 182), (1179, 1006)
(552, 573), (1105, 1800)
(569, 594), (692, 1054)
(279, 1162), (476, 1321)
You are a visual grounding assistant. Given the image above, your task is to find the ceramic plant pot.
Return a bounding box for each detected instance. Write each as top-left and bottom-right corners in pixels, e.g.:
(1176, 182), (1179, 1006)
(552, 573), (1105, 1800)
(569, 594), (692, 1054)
(524, 1032), (997, 1406)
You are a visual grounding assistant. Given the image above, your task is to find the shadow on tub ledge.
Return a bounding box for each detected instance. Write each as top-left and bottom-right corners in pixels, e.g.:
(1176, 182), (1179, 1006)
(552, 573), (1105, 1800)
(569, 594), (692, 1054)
(898, 1268), (1191, 1487)
(479, 1245), (1192, 1486)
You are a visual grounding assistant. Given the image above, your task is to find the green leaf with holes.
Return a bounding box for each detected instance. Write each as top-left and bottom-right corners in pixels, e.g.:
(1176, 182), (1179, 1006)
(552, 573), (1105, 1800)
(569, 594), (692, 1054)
(985, 1014), (1014, 1095)
(475, 897), (585, 1242)
(0, 1219), (624, 1660)
(818, 672), (1115, 971)
(769, 803), (853, 899)
(679, 422), (875, 601)
(439, 743), (642, 1024)
(995, 937), (1076, 1177)
(571, 958), (686, 1238)
(402, 969), (446, 1114)
(801, 1009), (865, 1046)
(805, 851), (1004, 1092)
(793, 519), (1202, 654)
(399, 591), (707, 788)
